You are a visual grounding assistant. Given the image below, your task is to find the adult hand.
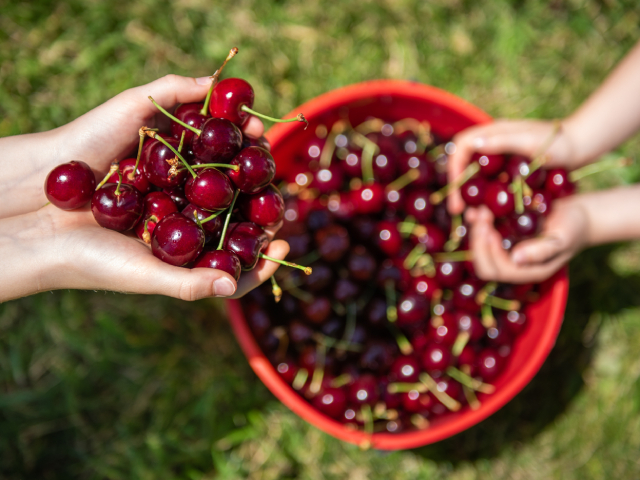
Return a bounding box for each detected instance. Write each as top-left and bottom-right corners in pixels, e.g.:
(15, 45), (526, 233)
(0, 204), (287, 303)
(447, 119), (576, 215)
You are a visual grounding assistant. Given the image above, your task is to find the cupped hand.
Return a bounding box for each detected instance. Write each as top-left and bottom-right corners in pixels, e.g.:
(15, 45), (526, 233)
(465, 199), (588, 284)
(0, 204), (287, 303)
(447, 119), (576, 215)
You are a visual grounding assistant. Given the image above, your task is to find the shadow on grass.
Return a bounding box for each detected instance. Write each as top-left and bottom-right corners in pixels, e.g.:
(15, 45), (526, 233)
(414, 244), (640, 462)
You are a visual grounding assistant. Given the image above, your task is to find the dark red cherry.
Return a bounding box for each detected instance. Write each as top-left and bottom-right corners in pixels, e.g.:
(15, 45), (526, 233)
(140, 133), (172, 166)
(304, 263), (333, 291)
(390, 356), (420, 382)
(397, 292), (429, 326)
(432, 377), (462, 406)
(404, 190), (434, 223)
(506, 154), (546, 188)
(91, 184), (143, 231)
(410, 275), (440, 300)
(209, 77), (254, 127)
(301, 296), (332, 324)
(352, 184), (385, 214)
(326, 192), (356, 221)
(397, 153), (436, 188)
(429, 312), (458, 346)
(185, 168), (235, 212)
(191, 117), (243, 163)
(374, 221), (402, 257)
(376, 258), (411, 291)
(435, 262), (464, 288)
(134, 191), (178, 242)
(172, 102), (207, 144)
(476, 348), (504, 381)
(499, 310), (528, 336)
(151, 212), (205, 266)
(460, 176), (487, 206)
(366, 298), (388, 328)
(372, 152), (398, 183)
(486, 322), (512, 348)
(311, 165), (344, 194)
(401, 390), (434, 414)
(45, 161), (96, 210)
(312, 387), (347, 419)
(528, 189), (552, 216)
(455, 312), (484, 342)
(484, 181), (515, 217)
(332, 277), (361, 303)
(472, 153), (504, 177)
(347, 245), (377, 281)
(289, 319), (314, 343)
(457, 346), (477, 375)
(107, 158), (151, 194)
(359, 340), (397, 372)
(421, 342), (452, 375)
(228, 146), (276, 194)
(509, 211), (541, 238)
(348, 374), (380, 406)
(143, 137), (188, 188)
(238, 184), (284, 227)
(545, 168), (575, 198)
(245, 305), (271, 336)
(181, 203), (222, 240)
(222, 222), (268, 270)
(307, 209), (332, 231)
(298, 345), (336, 374)
(452, 279), (484, 312)
(385, 187), (406, 212)
(192, 249), (241, 281)
(411, 224), (446, 252)
(315, 224), (350, 262)
(276, 359), (298, 384)
(341, 150), (362, 178)
(242, 135), (271, 152)
(163, 185), (189, 210)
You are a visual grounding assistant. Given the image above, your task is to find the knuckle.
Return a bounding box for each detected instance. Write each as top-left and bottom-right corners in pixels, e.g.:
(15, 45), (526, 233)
(178, 280), (198, 302)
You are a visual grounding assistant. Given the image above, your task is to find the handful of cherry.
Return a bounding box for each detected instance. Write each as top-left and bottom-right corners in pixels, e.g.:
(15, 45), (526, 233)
(242, 116), (577, 439)
(44, 48), (309, 282)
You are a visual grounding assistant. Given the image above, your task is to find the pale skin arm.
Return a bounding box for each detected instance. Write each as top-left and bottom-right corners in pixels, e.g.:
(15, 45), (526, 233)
(0, 74), (289, 302)
(448, 39), (640, 215)
(466, 185), (640, 284)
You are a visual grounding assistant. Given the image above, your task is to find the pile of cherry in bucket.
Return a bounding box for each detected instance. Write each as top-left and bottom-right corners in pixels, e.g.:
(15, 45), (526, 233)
(44, 48), (309, 281)
(243, 116), (578, 436)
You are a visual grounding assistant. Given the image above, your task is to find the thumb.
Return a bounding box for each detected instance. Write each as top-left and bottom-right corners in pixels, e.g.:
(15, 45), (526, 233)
(510, 235), (564, 266)
(127, 74), (213, 117)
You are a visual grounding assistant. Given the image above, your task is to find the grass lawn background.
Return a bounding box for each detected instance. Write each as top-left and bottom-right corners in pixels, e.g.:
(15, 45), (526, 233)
(1, 0), (640, 478)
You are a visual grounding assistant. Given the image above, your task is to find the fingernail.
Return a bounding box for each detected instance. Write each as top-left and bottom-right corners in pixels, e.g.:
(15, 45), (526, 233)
(512, 250), (526, 265)
(214, 277), (236, 296)
(196, 76), (212, 85)
(473, 137), (485, 149)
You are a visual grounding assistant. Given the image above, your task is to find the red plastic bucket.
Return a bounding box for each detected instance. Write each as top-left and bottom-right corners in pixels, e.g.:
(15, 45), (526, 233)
(225, 80), (569, 450)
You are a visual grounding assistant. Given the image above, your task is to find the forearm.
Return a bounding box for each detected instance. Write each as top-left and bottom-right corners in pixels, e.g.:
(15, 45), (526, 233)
(563, 40), (640, 167)
(0, 129), (64, 219)
(578, 184), (640, 247)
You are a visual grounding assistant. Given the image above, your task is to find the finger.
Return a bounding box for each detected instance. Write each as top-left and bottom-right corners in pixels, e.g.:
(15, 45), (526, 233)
(447, 131), (478, 215)
(242, 116), (265, 139)
(263, 220), (284, 241)
(510, 235), (564, 265)
(468, 206), (500, 280)
(232, 240), (290, 298)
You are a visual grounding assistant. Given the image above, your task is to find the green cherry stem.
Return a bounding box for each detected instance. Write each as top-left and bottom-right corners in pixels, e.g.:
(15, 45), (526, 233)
(217, 190), (240, 250)
(141, 215), (159, 244)
(258, 254), (313, 275)
(145, 130), (197, 178)
(270, 276), (283, 303)
(240, 105), (309, 129)
(292, 368), (309, 391)
(96, 162), (119, 190)
(446, 366), (495, 394)
(385, 168), (420, 192)
(200, 47), (239, 116)
(148, 96), (202, 136)
(200, 209), (224, 225)
(430, 162), (480, 205)
(114, 169), (124, 196)
(132, 127), (149, 179)
(177, 130), (186, 154)
(419, 373), (461, 412)
(569, 155), (633, 182)
(433, 250), (472, 262)
(190, 163), (239, 172)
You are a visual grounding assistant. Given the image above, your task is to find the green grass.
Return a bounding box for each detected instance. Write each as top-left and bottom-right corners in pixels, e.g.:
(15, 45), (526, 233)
(2, 0), (640, 478)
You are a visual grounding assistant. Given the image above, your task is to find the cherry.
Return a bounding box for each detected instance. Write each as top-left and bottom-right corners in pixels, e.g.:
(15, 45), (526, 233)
(143, 136), (188, 188)
(222, 222), (268, 270)
(410, 224), (446, 253)
(397, 153), (436, 188)
(307, 209), (333, 231)
(348, 374), (380, 406)
(509, 211), (541, 238)
(432, 377), (462, 406)
(401, 390), (434, 414)
(172, 102), (207, 144)
(134, 191), (179, 242)
(151, 212), (205, 266)
(359, 340), (397, 372)
(238, 184), (285, 227)
(289, 319), (315, 343)
(352, 183), (385, 214)
(311, 165), (344, 194)
(227, 146), (276, 194)
(396, 292), (429, 327)
(91, 183), (143, 232)
(301, 296), (332, 324)
(366, 298), (388, 328)
(347, 245), (377, 281)
(242, 135), (271, 152)
(326, 192), (357, 221)
(376, 258), (411, 292)
(333, 277), (361, 303)
(163, 185), (189, 210)
(185, 168), (235, 212)
(341, 150), (362, 178)
(298, 345), (336, 373)
(315, 224), (350, 262)
(191, 117), (243, 163)
(528, 189), (552, 216)
(374, 221), (403, 257)
(244, 305), (271, 336)
(476, 348), (504, 381)
(404, 190), (434, 223)
(460, 177), (487, 206)
(385, 187), (406, 212)
(410, 275), (440, 300)
(457, 346), (477, 375)
(472, 153), (504, 177)
(421, 342), (452, 376)
(429, 312), (458, 346)
(484, 181), (515, 217)
(434, 261), (464, 289)
(389, 355), (420, 382)
(486, 322), (512, 348)
(181, 203), (222, 240)
(499, 310), (528, 336)
(545, 168), (575, 198)
(452, 278), (484, 312)
(455, 312), (484, 341)
(372, 152), (398, 183)
(304, 263), (333, 291)
(45, 161), (96, 210)
(505, 154), (546, 188)
(209, 77), (254, 127)
(192, 249), (241, 281)
(276, 358), (298, 384)
(312, 387), (347, 419)
(107, 158), (151, 194)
